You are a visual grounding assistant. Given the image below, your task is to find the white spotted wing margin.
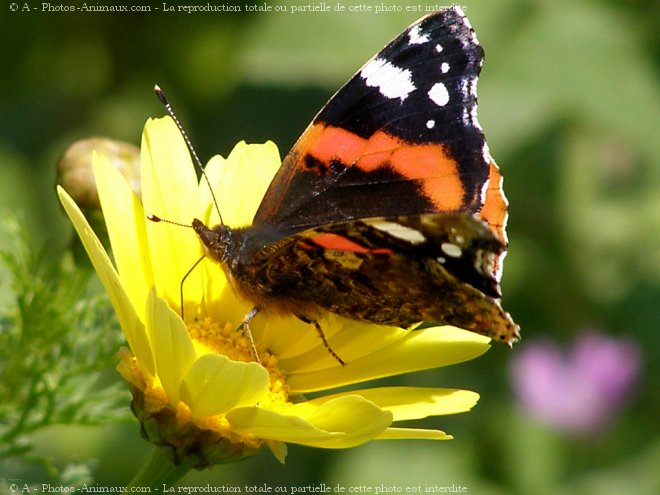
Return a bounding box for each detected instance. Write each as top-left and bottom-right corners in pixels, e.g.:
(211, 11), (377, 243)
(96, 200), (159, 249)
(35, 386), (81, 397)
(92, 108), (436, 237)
(313, 5), (484, 143)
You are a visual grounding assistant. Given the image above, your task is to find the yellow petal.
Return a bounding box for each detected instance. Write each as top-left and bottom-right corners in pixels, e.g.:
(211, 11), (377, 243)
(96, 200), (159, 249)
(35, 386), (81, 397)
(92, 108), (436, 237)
(259, 314), (345, 364)
(377, 427), (453, 440)
(200, 272), (252, 330)
(93, 154), (153, 322)
(226, 407), (343, 444)
(267, 441), (287, 464)
(57, 186), (155, 377)
(197, 154), (226, 226)
(288, 395), (393, 448)
(227, 396), (392, 448)
(145, 290), (196, 404)
(141, 117), (203, 317)
(303, 387), (480, 421)
(180, 354), (269, 418)
(273, 317), (406, 372)
(202, 141), (282, 228)
(287, 326), (490, 393)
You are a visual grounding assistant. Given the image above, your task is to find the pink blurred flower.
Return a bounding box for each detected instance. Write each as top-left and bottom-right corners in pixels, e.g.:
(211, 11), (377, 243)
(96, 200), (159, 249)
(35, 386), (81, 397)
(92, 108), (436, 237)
(510, 331), (641, 435)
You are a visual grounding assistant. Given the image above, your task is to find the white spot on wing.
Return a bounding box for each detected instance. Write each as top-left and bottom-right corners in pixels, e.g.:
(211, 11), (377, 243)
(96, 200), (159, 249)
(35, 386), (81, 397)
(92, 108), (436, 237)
(428, 82), (450, 107)
(361, 57), (415, 101)
(366, 220), (426, 244)
(426, 119), (435, 129)
(441, 242), (462, 258)
(408, 25), (430, 45)
(435, 44), (443, 53)
(441, 62), (450, 73)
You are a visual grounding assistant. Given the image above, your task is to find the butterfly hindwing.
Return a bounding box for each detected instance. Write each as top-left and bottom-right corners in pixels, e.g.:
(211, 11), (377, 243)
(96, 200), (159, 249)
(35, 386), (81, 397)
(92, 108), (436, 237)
(239, 213), (516, 343)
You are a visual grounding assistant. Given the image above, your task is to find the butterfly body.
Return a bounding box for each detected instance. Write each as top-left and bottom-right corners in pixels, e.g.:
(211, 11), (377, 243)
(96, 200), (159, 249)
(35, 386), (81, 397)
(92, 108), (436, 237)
(194, 6), (519, 346)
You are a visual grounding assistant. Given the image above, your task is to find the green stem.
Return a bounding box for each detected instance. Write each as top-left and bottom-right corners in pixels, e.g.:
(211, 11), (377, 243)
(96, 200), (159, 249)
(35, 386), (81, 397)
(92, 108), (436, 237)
(126, 447), (191, 490)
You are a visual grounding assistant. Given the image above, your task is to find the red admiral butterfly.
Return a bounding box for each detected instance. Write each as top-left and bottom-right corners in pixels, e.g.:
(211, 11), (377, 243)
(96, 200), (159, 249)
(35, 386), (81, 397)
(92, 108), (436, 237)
(190, 6), (519, 360)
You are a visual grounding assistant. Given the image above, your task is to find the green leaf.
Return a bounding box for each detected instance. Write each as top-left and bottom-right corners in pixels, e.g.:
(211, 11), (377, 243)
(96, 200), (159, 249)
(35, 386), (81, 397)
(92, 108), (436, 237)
(0, 215), (129, 473)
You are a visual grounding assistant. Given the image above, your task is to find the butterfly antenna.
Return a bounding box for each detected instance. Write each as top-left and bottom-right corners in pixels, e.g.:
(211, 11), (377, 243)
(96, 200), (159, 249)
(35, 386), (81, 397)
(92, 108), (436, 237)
(146, 214), (205, 319)
(154, 85), (224, 226)
(146, 214), (191, 228)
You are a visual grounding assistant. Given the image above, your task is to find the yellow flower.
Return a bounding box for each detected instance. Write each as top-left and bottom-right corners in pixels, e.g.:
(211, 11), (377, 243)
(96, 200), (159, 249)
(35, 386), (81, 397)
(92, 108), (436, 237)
(57, 116), (491, 467)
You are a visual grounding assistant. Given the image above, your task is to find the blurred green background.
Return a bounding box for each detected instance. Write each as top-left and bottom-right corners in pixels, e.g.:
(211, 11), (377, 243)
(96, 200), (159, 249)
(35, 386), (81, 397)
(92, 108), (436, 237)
(1, 0), (659, 493)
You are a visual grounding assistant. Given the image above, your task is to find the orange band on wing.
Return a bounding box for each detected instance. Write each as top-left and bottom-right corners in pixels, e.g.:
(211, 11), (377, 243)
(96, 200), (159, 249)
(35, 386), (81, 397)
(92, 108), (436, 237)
(478, 161), (508, 244)
(305, 124), (366, 166)
(309, 233), (393, 254)
(302, 124), (465, 211)
(389, 144), (464, 211)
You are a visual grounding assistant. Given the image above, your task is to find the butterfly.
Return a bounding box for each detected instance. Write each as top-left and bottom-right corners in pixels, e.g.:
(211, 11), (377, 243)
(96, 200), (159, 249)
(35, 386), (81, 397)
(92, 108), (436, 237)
(188, 6), (519, 363)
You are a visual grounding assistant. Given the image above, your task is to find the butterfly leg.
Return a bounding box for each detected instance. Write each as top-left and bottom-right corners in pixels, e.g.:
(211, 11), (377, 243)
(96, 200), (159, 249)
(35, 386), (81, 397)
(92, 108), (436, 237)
(295, 314), (346, 367)
(242, 307), (261, 364)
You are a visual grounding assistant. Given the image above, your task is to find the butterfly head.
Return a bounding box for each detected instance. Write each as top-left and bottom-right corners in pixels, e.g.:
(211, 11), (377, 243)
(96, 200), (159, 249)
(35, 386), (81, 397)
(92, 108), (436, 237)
(192, 219), (233, 265)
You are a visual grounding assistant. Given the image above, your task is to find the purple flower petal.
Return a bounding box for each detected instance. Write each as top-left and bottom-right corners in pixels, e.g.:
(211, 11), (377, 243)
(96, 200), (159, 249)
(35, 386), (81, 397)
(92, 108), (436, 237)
(510, 331), (640, 436)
